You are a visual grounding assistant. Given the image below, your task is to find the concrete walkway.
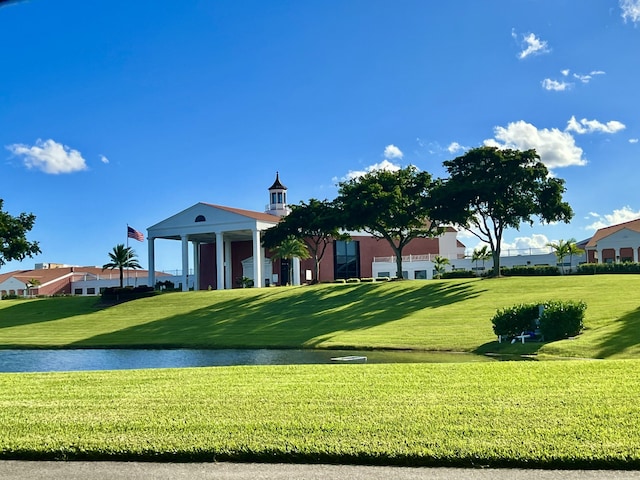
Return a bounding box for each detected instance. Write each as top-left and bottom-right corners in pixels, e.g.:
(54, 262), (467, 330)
(1, 462), (640, 480)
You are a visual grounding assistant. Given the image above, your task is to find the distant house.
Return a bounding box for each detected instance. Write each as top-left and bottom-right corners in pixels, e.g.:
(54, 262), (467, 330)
(0, 264), (167, 298)
(585, 218), (640, 263)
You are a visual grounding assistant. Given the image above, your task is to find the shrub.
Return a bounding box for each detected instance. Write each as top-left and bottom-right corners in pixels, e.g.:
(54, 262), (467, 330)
(442, 270), (475, 279)
(539, 300), (586, 341)
(491, 304), (540, 337)
(500, 265), (560, 277)
(576, 262), (640, 275)
(491, 301), (586, 342)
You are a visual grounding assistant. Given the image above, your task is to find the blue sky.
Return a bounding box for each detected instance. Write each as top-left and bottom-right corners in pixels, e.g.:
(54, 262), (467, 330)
(2, 0), (640, 273)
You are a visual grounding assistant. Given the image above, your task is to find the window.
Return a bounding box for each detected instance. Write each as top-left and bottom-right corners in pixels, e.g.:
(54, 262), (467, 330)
(377, 272), (390, 278)
(414, 270), (427, 279)
(334, 240), (360, 279)
(195, 215), (206, 222)
(99, 287), (106, 294)
(74, 288), (83, 295)
(87, 288), (96, 295)
(271, 192), (277, 204)
(277, 192), (283, 203)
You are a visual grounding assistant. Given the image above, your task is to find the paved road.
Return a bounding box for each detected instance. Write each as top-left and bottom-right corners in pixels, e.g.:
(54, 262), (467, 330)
(1, 462), (640, 480)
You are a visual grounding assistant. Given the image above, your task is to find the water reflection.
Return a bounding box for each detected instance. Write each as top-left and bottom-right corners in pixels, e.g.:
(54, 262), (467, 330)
(0, 348), (493, 373)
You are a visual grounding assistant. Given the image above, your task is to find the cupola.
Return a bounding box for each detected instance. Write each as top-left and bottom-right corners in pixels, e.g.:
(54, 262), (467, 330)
(266, 172), (290, 217)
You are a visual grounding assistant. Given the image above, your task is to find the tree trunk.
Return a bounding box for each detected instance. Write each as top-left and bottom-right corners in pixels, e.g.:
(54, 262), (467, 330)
(119, 268), (124, 288)
(492, 251), (500, 277)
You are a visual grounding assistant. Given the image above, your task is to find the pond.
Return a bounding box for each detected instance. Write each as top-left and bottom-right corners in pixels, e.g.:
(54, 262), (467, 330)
(0, 348), (495, 373)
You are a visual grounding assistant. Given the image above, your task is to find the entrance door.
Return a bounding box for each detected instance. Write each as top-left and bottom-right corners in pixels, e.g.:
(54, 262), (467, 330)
(280, 260), (290, 286)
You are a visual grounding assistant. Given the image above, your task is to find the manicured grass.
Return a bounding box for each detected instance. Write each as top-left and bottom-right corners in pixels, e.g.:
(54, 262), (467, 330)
(1, 276), (640, 359)
(0, 360), (639, 467)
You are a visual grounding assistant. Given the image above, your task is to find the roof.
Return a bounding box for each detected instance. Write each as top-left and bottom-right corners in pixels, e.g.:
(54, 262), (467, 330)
(586, 217), (640, 247)
(201, 203), (282, 223)
(0, 266), (159, 288)
(268, 172), (287, 190)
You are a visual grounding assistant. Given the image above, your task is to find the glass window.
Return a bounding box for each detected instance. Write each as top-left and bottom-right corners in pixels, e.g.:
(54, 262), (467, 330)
(87, 288), (96, 295)
(414, 270), (427, 279)
(271, 192), (277, 204)
(74, 288), (83, 295)
(334, 240), (360, 279)
(377, 272), (390, 278)
(277, 192), (283, 203)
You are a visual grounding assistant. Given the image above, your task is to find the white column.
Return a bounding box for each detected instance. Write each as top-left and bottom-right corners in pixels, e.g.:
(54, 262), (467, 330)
(193, 242), (200, 291)
(181, 234), (189, 291)
(615, 248), (620, 263)
(225, 239), (232, 289)
(148, 237), (155, 288)
(596, 248), (602, 263)
(292, 257), (301, 286)
(252, 229), (262, 288)
(216, 232), (225, 290)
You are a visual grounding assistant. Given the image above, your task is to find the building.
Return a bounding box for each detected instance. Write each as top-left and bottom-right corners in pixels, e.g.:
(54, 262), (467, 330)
(146, 173), (465, 290)
(584, 218), (640, 263)
(0, 264), (164, 298)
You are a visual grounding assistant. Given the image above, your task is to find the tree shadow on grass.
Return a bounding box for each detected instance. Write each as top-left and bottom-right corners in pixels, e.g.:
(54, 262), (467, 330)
(0, 296), (103, 330)
(68, 282), (484, 349)
(594, 306), (640, 358)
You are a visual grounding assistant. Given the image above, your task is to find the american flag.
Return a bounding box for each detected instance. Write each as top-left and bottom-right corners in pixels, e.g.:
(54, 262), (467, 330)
(127, 226), (144, 242)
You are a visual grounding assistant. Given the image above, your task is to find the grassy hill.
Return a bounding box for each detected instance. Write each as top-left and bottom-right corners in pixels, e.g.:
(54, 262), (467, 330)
(1, 275), (639, 359)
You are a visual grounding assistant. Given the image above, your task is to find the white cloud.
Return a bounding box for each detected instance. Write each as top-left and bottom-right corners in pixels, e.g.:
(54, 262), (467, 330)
(586, 206), (640, 230)
(383, 144), (403, 160)
(566, 116), (626, 134)
(341, 159), (401, 181)
(501, 234), (551, 255)
(542, 78), (572, 91)
(99, 154), (110, 164)
(561, 69), (570, 76)
(573, 70), (605, 83)
(630, 138), (639, 143)
(6, 139), (87, 174)
(484, 120), (586, 169)
(517, 32), (550, 59)
(621, 0), (640, 23)
(447, 142), (466, 154)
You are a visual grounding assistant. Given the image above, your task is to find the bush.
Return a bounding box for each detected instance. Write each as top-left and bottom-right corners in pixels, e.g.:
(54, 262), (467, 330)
(491, 304), (540, 337)
(1, 293), (19, 300)
(491, 301), (586, 342)
(539, 300), (586, 341)
(101, 286), (155, 303)
(500, 265), (560, 277)
(442, 270), (475, 279)
(576, 262), (640, 275)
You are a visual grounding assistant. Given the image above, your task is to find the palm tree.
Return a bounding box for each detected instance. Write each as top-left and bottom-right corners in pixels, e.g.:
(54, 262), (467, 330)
(471, 245), (490, 275)
(433, 255), (450, 279)
(270, 236), (310, 285)
(546, 239), (571, 274)
(102, 244), (142, 288)
(567, 239), (585, 273)
(25, 278), (40, 296)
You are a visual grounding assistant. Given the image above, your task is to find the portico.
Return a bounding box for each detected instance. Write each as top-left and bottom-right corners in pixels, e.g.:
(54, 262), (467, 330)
(147, 203), (281, 291)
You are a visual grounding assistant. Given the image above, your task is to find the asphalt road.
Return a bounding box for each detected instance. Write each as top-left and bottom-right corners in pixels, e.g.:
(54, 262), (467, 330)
(2, 462), (640, 480)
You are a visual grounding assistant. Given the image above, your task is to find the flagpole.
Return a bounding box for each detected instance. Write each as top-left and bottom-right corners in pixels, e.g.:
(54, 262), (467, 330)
(126, 224), (130, 287)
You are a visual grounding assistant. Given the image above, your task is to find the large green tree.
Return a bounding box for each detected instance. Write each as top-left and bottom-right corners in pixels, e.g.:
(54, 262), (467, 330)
(336, 165), (441, 280)
(102, 244), (142, 288)
(0, 199), (40, 269)
(263, 199), (347, 283)
(432, 147), (573, 277)
(269, 236), (311, 285)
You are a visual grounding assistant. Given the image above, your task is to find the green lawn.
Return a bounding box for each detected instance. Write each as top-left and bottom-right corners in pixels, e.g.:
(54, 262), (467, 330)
(0, 360), (639, 467)
(1, 275), (639, 359)
(2, 275), (640, 467)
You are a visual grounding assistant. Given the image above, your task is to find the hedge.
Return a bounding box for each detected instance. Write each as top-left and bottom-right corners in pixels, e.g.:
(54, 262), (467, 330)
(491, 300), (586, 341)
